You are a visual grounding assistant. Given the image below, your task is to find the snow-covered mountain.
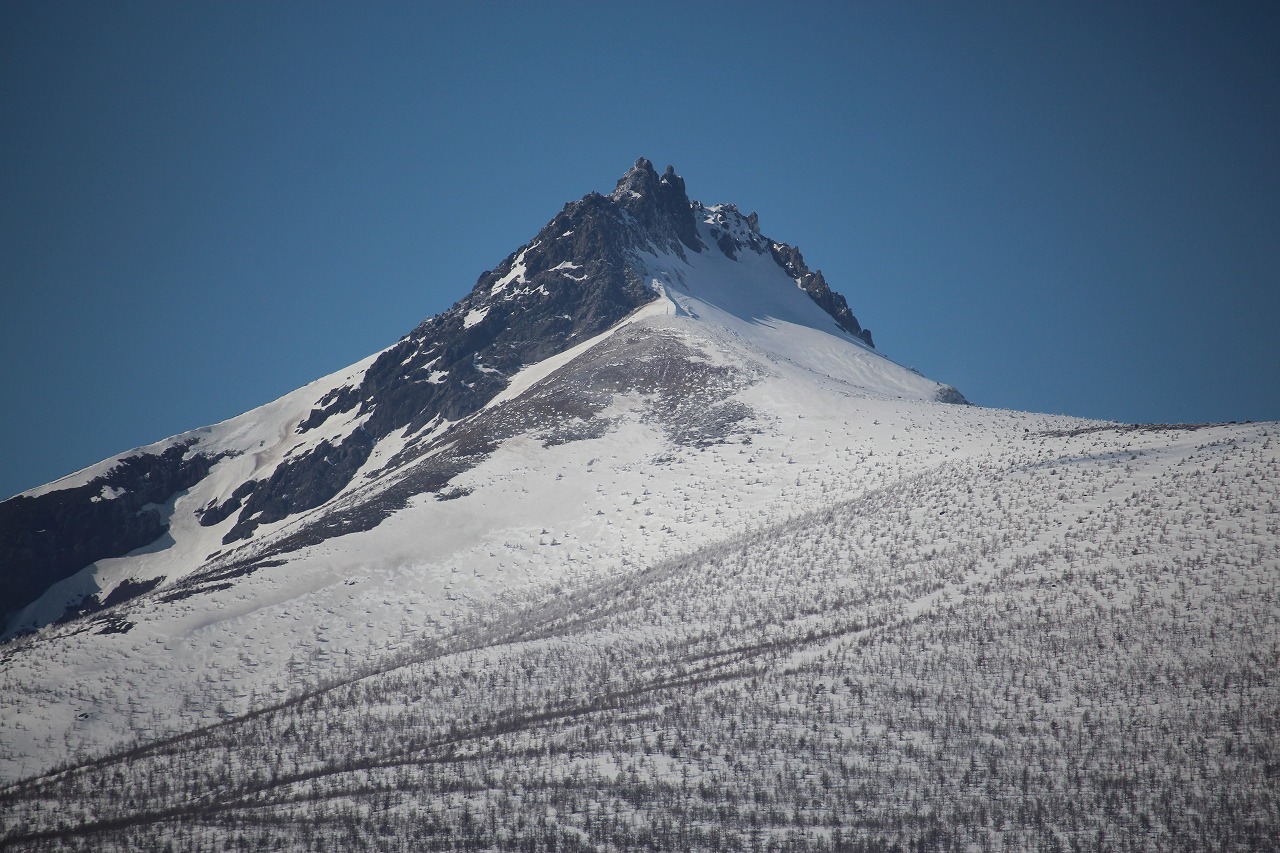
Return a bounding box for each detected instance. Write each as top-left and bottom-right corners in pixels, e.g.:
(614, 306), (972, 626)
(0, 158), (959, 639)
(1, 161), (1275, 851)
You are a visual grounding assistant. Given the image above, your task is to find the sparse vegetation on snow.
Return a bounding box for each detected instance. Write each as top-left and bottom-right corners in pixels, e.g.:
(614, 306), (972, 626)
(2, 169), (1276, 851)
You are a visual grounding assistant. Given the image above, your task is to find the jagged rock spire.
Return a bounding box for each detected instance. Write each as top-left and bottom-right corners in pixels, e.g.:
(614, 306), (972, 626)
(611, 158), (703, 254)
(609, 157), (660, 201)
(768, 242), (875, 348)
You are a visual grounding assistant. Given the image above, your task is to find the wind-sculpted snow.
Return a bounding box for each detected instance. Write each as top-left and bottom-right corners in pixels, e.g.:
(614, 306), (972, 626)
(2, 419), (1275, 851)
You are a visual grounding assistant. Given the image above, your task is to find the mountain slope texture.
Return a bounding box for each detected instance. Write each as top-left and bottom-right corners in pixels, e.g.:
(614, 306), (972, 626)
(1, 161), (1276, 851)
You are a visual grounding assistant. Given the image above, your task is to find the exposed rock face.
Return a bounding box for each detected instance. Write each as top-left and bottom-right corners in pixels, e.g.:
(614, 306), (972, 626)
(609, 159), (704, 256)
(0, 442), (222, 621)
(768, 242), (875, 347)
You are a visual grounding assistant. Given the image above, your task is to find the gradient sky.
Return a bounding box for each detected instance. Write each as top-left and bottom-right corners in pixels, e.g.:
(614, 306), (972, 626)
(3, 1), (1278, 499)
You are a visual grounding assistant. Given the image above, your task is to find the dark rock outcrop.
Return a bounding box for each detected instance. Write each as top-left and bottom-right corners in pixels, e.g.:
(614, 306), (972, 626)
(610, 159), (704, 256)
(934, 385), (970, 405)
(196, 479), (257, 527)
(768, 242), (874, 347)
(53, 575), (166, 627)
(0, 441), (222, 625)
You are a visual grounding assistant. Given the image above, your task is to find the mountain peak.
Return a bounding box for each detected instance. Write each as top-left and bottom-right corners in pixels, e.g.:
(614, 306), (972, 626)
(609, 158), (703, 254)
(610, 157), (660, 200)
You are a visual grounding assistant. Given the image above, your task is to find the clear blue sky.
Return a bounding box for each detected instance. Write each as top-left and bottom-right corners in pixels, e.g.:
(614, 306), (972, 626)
(3, 1), (1278, 499)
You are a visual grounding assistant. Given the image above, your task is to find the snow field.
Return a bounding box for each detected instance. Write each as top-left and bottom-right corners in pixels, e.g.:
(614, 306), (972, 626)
(2, 418), (1274, 850)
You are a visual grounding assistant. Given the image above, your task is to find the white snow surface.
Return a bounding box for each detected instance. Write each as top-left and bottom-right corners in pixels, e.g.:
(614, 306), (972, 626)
(641, 211), (952, 402)
(1, 208), (1273, 795)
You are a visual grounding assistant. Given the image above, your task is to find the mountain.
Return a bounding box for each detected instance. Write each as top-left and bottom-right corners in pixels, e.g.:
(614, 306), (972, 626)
(0, 158), (959, 638)
(1, 162), (1275, 851)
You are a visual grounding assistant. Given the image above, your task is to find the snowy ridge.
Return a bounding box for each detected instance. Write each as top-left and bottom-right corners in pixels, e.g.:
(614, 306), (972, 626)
(639, 205), (957, 403)
(17, 349), (385, 503)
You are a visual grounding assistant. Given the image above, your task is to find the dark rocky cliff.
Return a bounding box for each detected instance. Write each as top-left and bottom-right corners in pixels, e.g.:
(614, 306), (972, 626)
(0, 441), (221, 623)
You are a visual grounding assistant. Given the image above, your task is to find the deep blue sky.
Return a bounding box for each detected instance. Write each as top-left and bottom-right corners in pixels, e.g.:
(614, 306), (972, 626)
(3, 1), (1278, 499)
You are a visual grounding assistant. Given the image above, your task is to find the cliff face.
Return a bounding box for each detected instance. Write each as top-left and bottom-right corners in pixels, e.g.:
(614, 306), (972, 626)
(0, 442), (221, 620)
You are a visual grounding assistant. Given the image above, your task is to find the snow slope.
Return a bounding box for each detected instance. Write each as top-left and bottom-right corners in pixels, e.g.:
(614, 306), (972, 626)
(0, 267), (1042, 784)
(2, 398), (1274, 849)
(1, 162), (1274, 850)
(643, 205), (956, 403)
